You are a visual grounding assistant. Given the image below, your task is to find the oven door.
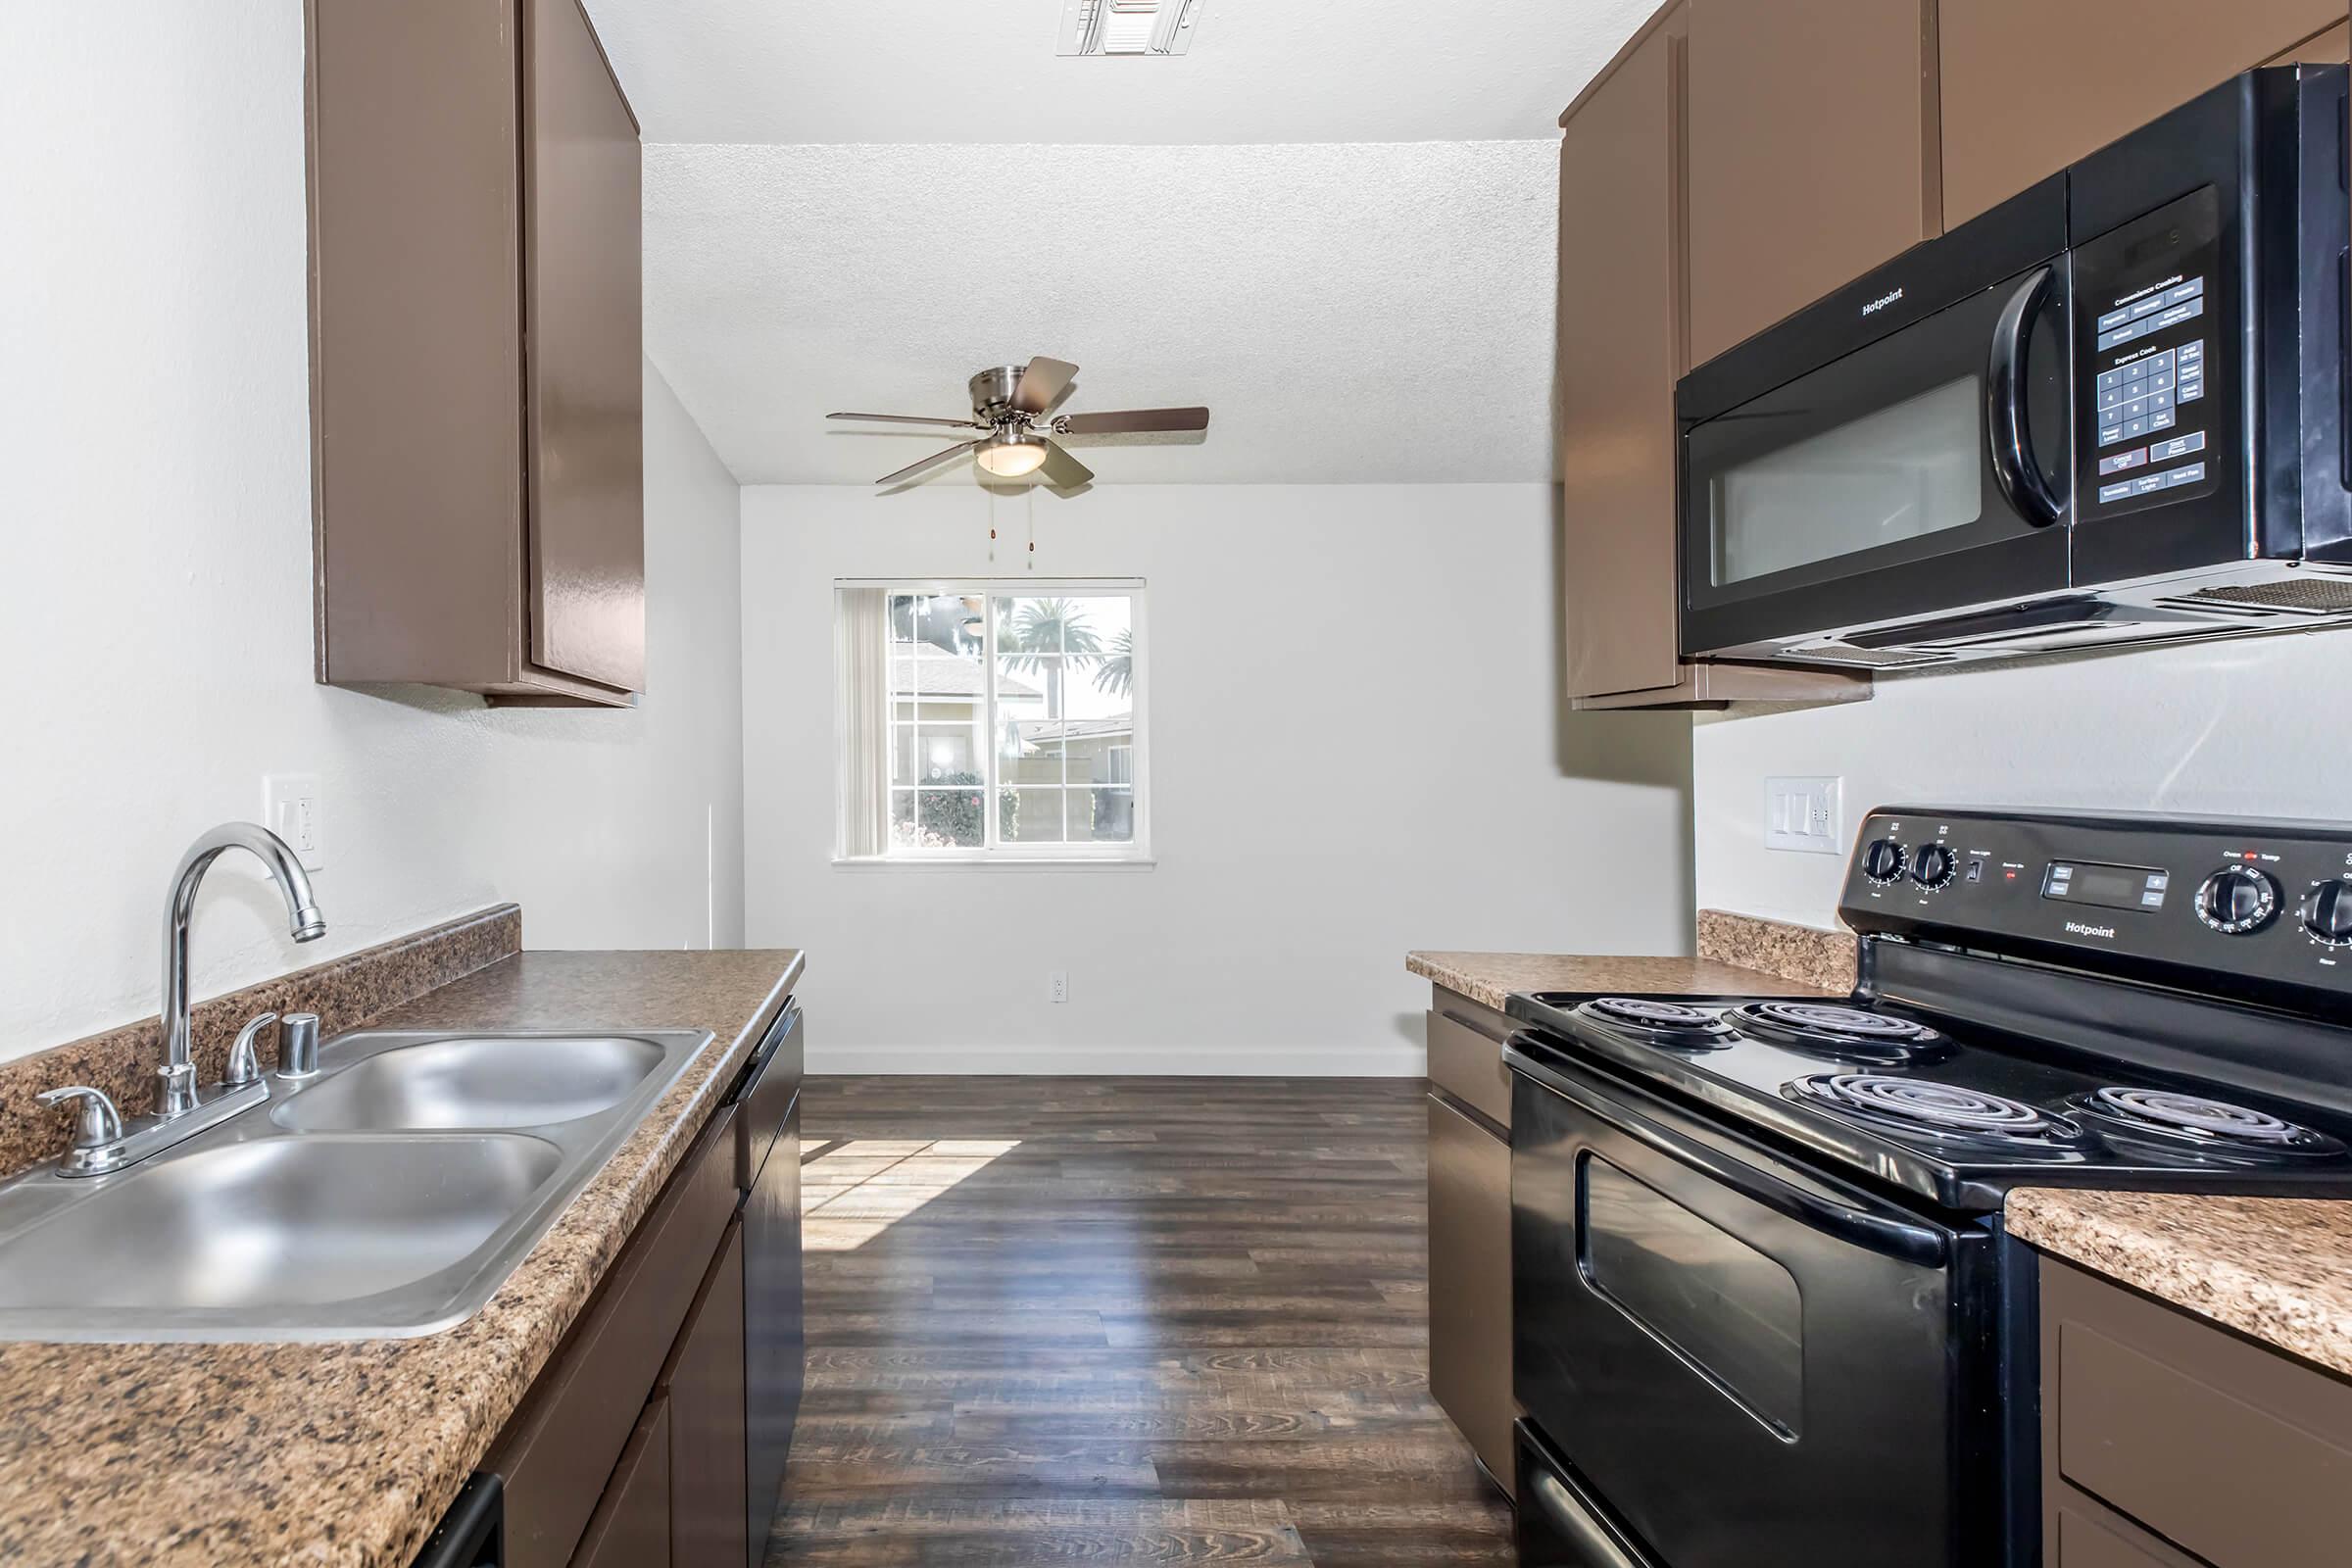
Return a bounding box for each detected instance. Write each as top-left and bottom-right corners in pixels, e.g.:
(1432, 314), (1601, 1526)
(1509, 1037), (1995, 1568)
(1679, 259), (2074, 658)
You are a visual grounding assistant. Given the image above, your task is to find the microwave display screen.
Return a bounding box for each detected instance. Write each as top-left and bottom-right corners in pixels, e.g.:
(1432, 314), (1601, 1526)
(1710, 375), (1984, 584)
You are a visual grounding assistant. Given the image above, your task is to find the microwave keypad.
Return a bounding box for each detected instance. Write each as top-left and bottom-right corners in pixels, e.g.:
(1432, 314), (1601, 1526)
(2073, 187), (2225, 519)
(2086, 272), (2213, 509)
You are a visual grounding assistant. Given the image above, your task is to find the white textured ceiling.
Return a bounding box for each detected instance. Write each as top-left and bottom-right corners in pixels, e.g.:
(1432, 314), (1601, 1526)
(612, 0), (1648, 485)
(645, 140), (1561, 485)
(586, 0), (1658, 144)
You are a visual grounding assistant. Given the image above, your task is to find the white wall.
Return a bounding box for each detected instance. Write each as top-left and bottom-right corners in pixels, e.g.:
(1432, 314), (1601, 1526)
(0, 6), (746, 1064)
(1693, 628), (2352, 929)
(740, 483), (1694, 1075)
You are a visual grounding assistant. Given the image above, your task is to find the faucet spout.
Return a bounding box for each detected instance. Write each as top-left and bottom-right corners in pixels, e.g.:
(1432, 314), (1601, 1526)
(159, 822), (326, 1117)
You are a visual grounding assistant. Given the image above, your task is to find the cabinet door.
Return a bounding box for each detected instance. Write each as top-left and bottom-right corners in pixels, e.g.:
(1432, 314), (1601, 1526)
(664, 1218), (748, 1568)
(572, 1399), (671, 1568)
(1942, 1), (2342, 227)
(523, 0), (645, 693)
(1686, 0), (1936, 364)
(1428, 1094), (1514, 1495)
(1558, 18), (1686, 702)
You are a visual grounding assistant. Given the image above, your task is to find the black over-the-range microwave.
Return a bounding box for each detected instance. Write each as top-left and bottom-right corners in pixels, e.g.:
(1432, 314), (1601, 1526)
(1678, 66), (2352, 669)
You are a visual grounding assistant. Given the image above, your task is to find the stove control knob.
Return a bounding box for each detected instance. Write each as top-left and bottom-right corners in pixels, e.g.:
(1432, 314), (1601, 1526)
(1862, 839), (1907, 885)
(1911, 844), (1957, 890)
(2303, 879), (2352, 947)
(2196, 865), (2280, 935)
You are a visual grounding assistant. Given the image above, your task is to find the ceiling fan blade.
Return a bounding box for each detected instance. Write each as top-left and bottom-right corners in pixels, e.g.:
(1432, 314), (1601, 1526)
(1054, 407), (1212, 435)
(1039, 439), (1095, 489)
(875, 440), (979, 487)
(829, 412), (985, 429)
(1012, 357), (1080, 416)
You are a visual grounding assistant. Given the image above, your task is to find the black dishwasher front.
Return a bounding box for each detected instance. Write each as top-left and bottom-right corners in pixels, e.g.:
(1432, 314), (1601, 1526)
(731, 1001), (804, 1567)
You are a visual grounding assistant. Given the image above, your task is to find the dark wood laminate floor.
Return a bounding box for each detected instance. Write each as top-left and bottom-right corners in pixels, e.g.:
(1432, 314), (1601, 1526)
(768, 1075), (1515, 1566)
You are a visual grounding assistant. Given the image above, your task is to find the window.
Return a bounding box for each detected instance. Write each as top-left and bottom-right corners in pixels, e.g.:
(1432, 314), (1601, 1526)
(834, 580), (1149, 861)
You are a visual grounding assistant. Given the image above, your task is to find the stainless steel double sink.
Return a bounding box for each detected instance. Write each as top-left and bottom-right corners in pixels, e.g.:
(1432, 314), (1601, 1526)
(0, 1028), (711, 1343)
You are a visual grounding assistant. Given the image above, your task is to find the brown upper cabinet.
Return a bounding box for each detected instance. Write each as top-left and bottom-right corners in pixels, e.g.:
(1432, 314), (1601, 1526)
(1940, 1), (2345, 228)
(1684, 0), (1940, 366)
(306, 0), (646, 706)
(1555, 6), (1868, 709)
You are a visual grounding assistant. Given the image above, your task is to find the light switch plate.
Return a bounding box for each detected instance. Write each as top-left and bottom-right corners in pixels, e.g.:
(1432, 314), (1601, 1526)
(1764, 776), (1841, 855)
(263, 774), (326, 870)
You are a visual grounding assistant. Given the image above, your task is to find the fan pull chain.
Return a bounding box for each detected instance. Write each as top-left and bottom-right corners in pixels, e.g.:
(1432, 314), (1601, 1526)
(1027, 487), (1037, 567)
(987, 486), (998, 564)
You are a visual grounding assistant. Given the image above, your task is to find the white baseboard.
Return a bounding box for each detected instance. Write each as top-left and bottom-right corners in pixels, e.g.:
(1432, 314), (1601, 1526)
(803, 1040), (1429, 1078)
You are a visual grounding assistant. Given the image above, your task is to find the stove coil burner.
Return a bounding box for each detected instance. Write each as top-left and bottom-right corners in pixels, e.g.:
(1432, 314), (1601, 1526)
(1789, 1073), (2080, 1145)
(2075, 1087), (2348, 1161)
(1577, 997), (1738, 1050)
(1731, 1002), (1951, 1063)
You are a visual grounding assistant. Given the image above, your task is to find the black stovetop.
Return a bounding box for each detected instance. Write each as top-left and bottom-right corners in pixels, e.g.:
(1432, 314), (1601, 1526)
(1503, 987), (2352, 1213)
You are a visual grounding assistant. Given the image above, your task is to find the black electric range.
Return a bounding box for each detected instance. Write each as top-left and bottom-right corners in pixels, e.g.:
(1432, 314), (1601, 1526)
(1501, 806), (2352, 1568)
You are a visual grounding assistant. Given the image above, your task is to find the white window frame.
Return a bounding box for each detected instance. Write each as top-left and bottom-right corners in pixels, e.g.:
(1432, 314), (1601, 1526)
(836, 577), (1152, 867)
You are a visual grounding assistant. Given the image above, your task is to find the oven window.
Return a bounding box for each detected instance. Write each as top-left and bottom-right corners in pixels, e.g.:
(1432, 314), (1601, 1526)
(1710, 374), (1984, 585)
(1578, 1153), (1804, 1437)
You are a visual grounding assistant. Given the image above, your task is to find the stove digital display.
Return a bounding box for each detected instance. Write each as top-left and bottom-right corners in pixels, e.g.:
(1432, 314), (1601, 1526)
(2042, 859), (2170, 913)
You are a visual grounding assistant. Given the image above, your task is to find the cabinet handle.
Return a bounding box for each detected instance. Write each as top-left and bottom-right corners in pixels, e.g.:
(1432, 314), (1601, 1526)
(1440, 1006), (1511, 1045)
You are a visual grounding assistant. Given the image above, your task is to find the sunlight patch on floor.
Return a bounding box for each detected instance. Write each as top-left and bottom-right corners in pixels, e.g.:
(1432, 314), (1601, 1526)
(803, 1137), (1023, 1250)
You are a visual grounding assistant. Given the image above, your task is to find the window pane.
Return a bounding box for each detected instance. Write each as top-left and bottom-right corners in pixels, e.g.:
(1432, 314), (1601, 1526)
(1001, 718), (1062, 789)
(1002, 788), (1065, 844)
(903, 780), (978, 846)
(891, 725), (919, 786)
(995, 656), (1063, 721)
(888, 788), (920, 851)
(1072, 787), (1134, 844)
(914, 724), (978, 783)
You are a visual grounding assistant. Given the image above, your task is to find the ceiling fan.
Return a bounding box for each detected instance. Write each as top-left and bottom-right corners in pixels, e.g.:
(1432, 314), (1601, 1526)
(828, 357), (1210, 488)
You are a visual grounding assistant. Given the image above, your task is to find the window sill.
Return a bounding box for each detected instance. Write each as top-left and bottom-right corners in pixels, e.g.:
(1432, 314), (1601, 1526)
(831, 855), (1156, 871)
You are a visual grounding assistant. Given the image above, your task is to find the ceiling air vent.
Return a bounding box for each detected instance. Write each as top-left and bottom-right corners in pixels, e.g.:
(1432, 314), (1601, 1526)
(1059, 0), (1203, 56)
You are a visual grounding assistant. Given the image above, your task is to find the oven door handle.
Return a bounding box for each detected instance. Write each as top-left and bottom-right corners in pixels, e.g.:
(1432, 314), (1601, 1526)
(1514, 1045), (1950, 1268)
(1987, 264), (2066, 528)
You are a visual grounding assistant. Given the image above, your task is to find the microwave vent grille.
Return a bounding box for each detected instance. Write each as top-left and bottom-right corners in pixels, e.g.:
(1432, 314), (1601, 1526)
(2154, 579), (2352, 616)
(1780, 645), (1955, 668)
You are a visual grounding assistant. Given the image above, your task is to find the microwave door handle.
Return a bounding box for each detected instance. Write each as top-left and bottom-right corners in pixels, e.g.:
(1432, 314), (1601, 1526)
(1987, 265), (2065, 527)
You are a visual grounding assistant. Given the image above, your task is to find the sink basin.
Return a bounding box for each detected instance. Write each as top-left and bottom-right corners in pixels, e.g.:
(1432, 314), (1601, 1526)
(0, 1026), (711, 1342)
(272, 1034), (667, 1132)
(0, 1136), (560, 1320)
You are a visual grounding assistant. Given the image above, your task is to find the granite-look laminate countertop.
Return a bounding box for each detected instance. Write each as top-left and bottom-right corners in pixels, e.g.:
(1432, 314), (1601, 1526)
(2007, 1188), (2352, 1380)
(1407, 950), (1839, 1013)
(0, 947), (804, 1568)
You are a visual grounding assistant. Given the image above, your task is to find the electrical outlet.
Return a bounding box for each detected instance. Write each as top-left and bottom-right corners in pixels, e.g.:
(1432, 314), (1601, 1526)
(1049, 970), (1069, 1004)
(263, 774), (326, 870)
(1764, 777), (1841, 856)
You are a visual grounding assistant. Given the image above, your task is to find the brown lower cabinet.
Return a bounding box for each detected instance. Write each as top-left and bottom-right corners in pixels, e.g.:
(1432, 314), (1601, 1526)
(1425, 989), (1516, 1495)
(484, 1095), (755, 1568)
(662, 1219), (748, 1567)
(2039, 1255), (2352, 1566)
(570, 1400), (671, 1568)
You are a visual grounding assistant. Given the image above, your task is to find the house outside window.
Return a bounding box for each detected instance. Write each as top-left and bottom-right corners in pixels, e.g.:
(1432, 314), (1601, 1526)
(835, 580), (1148, 861)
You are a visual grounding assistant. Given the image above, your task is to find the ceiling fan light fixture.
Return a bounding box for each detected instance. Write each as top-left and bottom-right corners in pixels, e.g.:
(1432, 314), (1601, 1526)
(976, 430), (1051, 478)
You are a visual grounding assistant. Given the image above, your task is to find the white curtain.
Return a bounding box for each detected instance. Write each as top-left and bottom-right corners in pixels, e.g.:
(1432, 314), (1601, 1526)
(836, 588), (890, 858)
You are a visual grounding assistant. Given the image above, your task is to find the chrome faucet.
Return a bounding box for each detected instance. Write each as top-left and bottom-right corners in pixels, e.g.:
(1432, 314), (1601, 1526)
(157, 822), (326, 1117)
